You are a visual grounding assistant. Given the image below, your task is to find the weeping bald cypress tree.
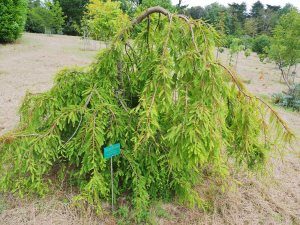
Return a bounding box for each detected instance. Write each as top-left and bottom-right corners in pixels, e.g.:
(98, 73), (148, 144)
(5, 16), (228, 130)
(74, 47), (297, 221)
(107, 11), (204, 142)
(0, 7), (293, 219)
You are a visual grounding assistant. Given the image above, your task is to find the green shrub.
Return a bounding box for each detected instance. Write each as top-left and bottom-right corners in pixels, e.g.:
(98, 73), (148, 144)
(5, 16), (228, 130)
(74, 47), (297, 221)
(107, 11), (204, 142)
(251, 35), (270, 55)
(240, 35), (254, 50)
(0, 0), (28, 43)
(273, 84), (300, 111)
(223, 35), (234, 48)
(0, 7), (292, 221)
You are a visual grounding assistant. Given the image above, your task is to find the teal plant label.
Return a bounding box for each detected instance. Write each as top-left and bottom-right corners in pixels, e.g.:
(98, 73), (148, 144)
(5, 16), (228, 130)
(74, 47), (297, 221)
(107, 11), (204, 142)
(104, 143), (121, 159)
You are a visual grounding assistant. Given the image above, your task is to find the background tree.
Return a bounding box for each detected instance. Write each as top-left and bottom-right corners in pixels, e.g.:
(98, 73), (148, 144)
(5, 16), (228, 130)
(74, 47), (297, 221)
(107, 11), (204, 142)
(176, 0), (188, 12)
(227, 3), (247, 35)
(186, 6), (205, 20)
(228, 37), (244, 68)
(26, 0), (65, 34)
(28, 0), (41, 8)
(83, 0), (129, 41)
(137, 0), (173, 10)
(268, 10), (300, 89)
(250, 1), (265, 34)
(244, 18), (257, 37)
(251, 34), (270, 58)
(203, 3), (227, 28)
(0, 0), (28, 43)
(50, 1), (65, 34)
(250, 1), (264, 18)
(261, 5), (281, 34)
(56, 0), (89, 35)
(26, 2), (50, 33)
(279, 3), (297, 15)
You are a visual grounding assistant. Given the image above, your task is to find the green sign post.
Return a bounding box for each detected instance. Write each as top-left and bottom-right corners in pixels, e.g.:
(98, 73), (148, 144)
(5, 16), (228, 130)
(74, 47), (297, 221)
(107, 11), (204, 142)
(104, 143), (121, 211)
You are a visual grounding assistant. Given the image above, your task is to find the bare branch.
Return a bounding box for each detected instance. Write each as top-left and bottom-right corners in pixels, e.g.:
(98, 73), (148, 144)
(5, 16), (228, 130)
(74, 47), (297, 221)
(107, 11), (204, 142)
(131, 6), (170, 25)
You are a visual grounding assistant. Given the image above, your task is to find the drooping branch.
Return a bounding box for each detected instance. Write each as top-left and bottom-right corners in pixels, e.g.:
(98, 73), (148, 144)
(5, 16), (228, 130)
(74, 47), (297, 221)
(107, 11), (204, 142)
(218, 62), (293, 135)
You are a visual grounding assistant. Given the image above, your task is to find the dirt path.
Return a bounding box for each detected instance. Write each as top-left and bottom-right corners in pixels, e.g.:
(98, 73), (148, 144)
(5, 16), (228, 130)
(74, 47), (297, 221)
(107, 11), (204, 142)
(0, 33), (299, 225)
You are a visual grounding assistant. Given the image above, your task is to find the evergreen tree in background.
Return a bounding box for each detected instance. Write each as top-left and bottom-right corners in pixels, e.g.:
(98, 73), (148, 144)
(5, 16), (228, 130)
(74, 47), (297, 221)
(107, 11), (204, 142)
(0, 0), (28, 43)
(250, 1), (264, 18)
(56, 0), (89, 35)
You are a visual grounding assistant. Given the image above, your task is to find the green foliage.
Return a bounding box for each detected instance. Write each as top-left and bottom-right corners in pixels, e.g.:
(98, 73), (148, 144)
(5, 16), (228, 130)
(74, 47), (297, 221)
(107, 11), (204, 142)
(184, 1), (298, 37)
(228, 37), (247, 67)
(244, 18), (257, 37)
(56, 0), (89, 35)
(83, 0), (130, 41)
(26, 1), (65, 34)
(251, 34), (270, 55)
(267, 10), (300, 89)
(273, 84), (300, 111)
(0, 0), (28, 43)
(244, 48), (251, 58)
(229, 38), (244, 54)
(186, 6), (205, 20)
(227, 2), (247, 35)
(138, 0), (173, 10)
(202, 3), (227, 29)
(26, 7), (48, 33)
(250, 1), (264, 18)
(0, 7), (292, 221)
(50, 1), (65, 34)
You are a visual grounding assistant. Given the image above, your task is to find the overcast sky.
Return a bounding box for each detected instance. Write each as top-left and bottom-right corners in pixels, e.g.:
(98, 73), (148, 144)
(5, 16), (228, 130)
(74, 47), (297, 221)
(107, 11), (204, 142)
(171, 0), (300, 10)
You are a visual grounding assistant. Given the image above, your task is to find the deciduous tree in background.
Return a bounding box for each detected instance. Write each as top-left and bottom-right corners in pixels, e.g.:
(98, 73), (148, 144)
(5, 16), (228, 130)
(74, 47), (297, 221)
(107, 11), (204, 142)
(83, 0), (129, 41)
(26, 0), (65, 34)
(244, 18), (257, 37)
(268, 10), (300, 89)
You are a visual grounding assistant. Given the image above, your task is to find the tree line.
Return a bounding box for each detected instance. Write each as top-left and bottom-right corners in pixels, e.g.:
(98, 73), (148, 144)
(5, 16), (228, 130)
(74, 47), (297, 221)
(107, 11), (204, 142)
(1, 0), (297, 41)
(185, 2), (296, 36)
(23, 0), (297, 36)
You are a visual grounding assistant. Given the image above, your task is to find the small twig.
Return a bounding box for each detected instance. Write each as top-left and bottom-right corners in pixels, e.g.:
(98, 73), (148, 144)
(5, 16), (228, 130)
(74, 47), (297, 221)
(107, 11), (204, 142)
(147, 16), (150, 51)
(125, 44), (134, 68)
(64, 90), (94, 144)
(154, 13), (161, 31)
(125, 42), (140, 70)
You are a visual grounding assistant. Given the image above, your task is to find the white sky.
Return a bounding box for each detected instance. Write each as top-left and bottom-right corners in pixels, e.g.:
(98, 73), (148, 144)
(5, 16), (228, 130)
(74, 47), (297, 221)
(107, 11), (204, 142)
(171, 0), (300, 10)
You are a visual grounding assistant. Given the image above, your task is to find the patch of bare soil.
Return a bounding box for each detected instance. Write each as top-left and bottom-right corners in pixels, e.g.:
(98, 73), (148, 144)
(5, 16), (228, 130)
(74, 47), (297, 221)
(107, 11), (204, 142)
(0, 34), (299, 225)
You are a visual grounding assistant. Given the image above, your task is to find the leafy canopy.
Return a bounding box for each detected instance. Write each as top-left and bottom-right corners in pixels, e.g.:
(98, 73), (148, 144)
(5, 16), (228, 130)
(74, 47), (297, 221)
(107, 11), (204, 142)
(268, 10), (300, 67)
(268, 10), (300, 89)
(26, 0), (65, 34)
(55, 0), (89, 35)
(83, 0), (130, 41)
(0, 6), (293, 220)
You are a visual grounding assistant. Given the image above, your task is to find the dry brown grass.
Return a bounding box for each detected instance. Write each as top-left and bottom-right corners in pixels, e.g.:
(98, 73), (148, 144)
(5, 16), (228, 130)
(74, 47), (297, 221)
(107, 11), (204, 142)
(0, 193), (116, 225)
